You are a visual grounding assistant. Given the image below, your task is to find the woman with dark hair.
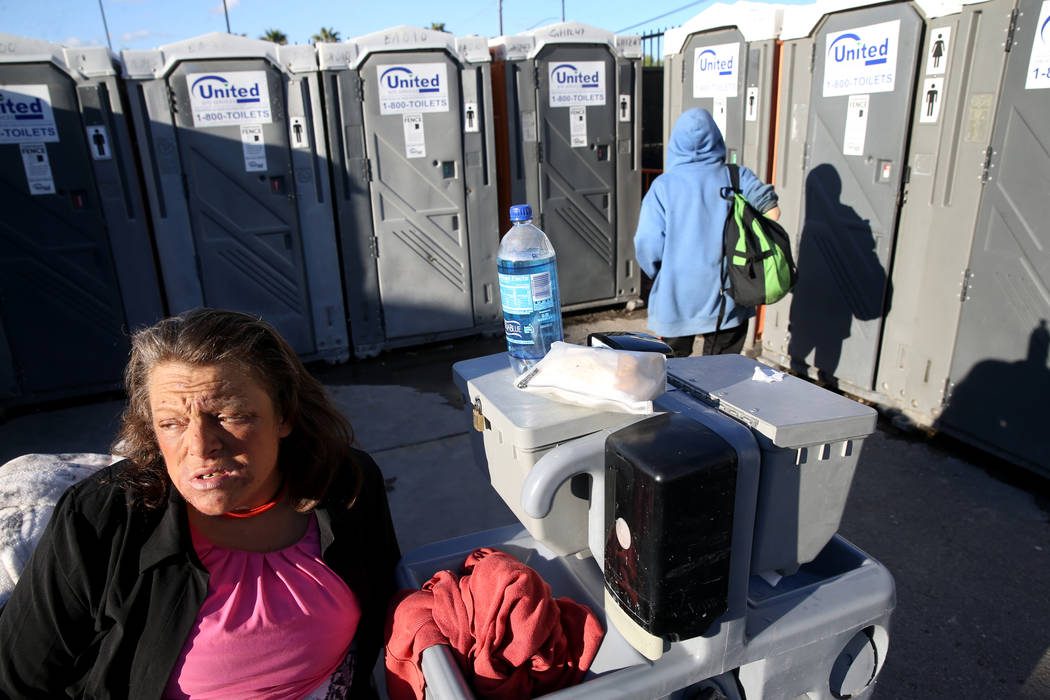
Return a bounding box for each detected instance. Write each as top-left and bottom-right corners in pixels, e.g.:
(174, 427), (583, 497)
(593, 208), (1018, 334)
(0, 309), (400, 699)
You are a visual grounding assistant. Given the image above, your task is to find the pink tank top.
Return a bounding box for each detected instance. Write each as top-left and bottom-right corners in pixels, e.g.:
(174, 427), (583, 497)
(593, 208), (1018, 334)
(164, 515), (361, 700)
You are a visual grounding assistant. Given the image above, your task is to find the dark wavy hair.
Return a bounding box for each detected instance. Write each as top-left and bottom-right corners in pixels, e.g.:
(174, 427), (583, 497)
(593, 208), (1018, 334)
(112, 308), (360, 511)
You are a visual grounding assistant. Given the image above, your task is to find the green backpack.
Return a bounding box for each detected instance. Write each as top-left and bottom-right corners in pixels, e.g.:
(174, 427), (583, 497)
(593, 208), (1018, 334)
(718, 164), (797, 316)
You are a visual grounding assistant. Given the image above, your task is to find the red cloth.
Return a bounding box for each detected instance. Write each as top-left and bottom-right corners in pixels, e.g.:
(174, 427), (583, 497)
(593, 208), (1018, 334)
(384, 548), (605, 700)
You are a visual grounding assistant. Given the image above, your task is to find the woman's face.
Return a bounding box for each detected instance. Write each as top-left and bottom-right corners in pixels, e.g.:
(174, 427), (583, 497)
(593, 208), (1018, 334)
(148, 361), (291, 517)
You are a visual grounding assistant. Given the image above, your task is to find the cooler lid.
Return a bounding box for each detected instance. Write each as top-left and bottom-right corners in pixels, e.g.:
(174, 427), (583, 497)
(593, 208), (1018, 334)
(453, 353), (640, 450)
(667, 355), (876, 448)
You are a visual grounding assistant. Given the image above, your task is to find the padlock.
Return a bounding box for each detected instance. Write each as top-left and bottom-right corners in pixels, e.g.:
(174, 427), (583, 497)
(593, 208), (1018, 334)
(472, 398), (489, 432)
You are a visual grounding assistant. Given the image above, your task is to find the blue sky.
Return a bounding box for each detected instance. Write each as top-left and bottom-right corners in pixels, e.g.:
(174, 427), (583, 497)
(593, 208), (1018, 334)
(2, 0), (741, 51)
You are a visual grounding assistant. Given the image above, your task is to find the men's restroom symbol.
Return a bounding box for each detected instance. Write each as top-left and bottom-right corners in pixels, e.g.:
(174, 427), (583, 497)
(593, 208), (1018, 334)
(618, 95), (631, 122)
(86, 125), (111, 159)
(926, 83), (939, 116)
(920, 78), (943, 123)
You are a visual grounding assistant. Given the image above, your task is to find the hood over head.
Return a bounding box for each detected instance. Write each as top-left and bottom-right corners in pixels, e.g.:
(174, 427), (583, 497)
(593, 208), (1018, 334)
(666, 108), (726, 168)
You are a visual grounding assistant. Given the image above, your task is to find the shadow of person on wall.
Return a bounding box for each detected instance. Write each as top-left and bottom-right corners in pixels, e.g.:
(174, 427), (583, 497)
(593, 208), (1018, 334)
(937, 320), (1050, 469)
(787, 164), (889, 389)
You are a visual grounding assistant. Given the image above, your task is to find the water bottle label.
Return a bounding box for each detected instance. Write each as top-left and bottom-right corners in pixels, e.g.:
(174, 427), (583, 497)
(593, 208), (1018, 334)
(531, 271), (553, 303)
(503, 315), (534, 345)
(498, 271), (555, 313)
(498, 273), (537, 314)
(498, 255), (562, 368)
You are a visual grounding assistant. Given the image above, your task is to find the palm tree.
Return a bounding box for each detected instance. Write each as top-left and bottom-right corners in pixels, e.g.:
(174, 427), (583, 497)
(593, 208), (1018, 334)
(260, 28), (288, 45)
(429, 22), (447, 32)
(311, 27), (340, 43)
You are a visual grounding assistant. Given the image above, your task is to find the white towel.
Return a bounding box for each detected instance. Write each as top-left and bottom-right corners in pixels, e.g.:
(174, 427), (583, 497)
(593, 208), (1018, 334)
(0, 453), (117, 606)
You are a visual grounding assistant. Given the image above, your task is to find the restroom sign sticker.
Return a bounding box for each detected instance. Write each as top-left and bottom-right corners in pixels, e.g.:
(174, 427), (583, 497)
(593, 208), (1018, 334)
(187, 72), (272, 127)
(0, 85), (59, 144)
(403, 113), (426, 158)
(378, 63), (449, 115)
(693, 42), (739, 98)
(843, 94), (870, 156)
(823, 20), (900, 97)
(549, 61), (606, 107)
(240, 125), (267, 172)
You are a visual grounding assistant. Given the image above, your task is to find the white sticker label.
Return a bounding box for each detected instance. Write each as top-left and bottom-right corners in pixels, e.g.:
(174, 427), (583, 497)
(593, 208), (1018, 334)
(693, 42), (739, 98)
(926, 26), (951, 75)
(570, 105), (587, 147)
(823, 21), (900, 97)
(19, 143), (55, 195)
(378, 63), (449, 115)
(713, 96), (728, 138)
(549, 61), (606, 107)
(919, 78), (944, 123)
(188, 72), (272, 128)
(0, 85), (59, 144)
(86, 125), (111, 159)
(289, 116), (309, 149)
(403, 113), (426, 158)
(464, 102), (479, 132)
(843, 95), (870, 156)
(1025, 1), (1050, 89)
(746, 87), (758, 121)
(521, 111), (537, 142)
(240, 125), (267, 172)
(618, 94), (631, 122)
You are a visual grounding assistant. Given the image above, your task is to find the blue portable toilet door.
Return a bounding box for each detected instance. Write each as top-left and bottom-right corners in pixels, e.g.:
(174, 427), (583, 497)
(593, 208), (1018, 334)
(536, 45), (617, 308)
(941, 0), (1050, 469)
(359, 50), (474, 340)
(0, 62), (128, 394)
(788, 4), (924, 391)
(680, 28), (747, 165)
(167, 59), (316, 355)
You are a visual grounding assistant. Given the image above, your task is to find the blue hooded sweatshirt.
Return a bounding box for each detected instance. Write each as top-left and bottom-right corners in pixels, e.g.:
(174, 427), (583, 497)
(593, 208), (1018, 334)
(634, 108), (778, 337)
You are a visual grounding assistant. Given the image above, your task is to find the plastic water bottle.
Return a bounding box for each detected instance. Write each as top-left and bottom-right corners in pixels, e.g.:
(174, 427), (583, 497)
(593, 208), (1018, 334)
(497, 204), (564, 375)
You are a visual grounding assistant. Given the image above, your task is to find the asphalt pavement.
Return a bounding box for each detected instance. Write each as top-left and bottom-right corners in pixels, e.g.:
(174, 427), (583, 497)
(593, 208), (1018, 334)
(0, 305), (1047, 699)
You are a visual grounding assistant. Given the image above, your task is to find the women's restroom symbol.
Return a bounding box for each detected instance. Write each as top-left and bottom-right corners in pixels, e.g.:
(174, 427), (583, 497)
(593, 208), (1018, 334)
(926, 27), (951, 75)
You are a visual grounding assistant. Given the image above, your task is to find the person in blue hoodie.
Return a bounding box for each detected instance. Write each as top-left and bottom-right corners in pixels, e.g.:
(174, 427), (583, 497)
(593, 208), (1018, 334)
(635, 108), (780, 357)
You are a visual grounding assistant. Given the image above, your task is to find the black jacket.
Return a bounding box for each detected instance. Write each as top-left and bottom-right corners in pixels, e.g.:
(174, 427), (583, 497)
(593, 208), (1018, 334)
(0, 449), (400, 699)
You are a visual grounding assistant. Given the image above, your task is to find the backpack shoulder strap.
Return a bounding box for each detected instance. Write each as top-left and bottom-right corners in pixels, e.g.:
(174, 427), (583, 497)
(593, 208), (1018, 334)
(727, 163), (741, 193)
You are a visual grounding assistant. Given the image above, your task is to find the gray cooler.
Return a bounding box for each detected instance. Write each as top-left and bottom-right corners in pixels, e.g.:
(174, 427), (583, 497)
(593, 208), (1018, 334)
(453, 353), (640, 557)
(666, 354), (877, 575)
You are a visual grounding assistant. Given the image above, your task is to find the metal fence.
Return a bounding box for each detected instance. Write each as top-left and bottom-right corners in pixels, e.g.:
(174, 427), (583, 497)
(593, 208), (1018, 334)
(640, 27), (669, 173)
(641, 28), (670, 66)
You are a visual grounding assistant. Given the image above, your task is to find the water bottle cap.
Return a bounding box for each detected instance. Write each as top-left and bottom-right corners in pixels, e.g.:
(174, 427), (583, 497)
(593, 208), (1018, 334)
(509, 204), (532, 222)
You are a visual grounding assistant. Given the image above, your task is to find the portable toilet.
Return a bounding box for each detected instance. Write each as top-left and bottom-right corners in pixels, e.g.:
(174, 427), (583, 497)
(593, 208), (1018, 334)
(932, 0), (1049, 473)
(661, 1), (785, 181)
(489, 23), (643, 312)
(0, 34), (164, 407)
(758, 0), (937, 395)
(318, 28), (501, 359)
(121, 34), (349, 363)
(869, 0), (1020, 424)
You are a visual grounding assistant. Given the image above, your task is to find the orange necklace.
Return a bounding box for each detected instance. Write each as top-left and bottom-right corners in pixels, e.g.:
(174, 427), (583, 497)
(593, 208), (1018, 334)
(221, 483), (288, 519)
